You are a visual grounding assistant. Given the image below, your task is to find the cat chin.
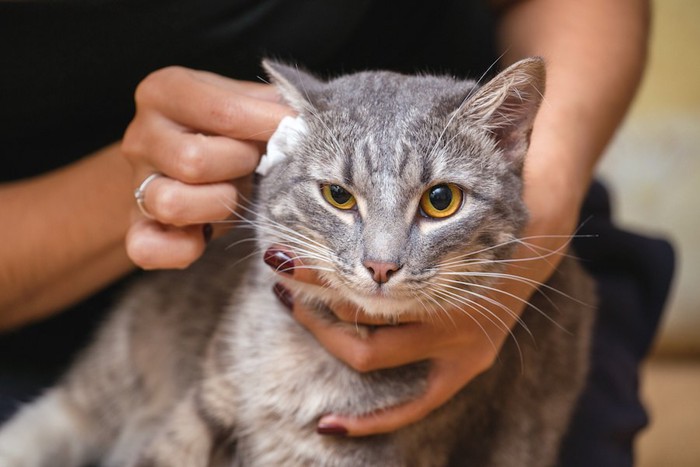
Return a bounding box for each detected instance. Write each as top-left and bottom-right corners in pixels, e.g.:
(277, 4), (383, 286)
(286, 279), (422, 321)
(324, 286), (421, 320)
(345, 294), (422, 319)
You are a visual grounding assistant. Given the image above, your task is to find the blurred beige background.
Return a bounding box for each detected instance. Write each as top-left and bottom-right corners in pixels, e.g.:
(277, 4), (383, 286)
(594, 1), (700, 465)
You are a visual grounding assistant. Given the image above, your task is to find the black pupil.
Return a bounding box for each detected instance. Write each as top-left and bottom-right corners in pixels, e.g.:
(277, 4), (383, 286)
(330, 185), (352, 204)
(429, 185), (453, 211)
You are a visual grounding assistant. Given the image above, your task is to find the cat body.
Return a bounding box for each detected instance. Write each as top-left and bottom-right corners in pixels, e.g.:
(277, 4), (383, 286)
(0, 58), (595, 467)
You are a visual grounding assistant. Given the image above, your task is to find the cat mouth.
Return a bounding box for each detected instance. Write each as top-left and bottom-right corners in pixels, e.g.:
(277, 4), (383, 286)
(366, 284), (397, 297)
(318, 270), (430, 316)
(349, 279), (414, 301)
(342, 287), (422, 317)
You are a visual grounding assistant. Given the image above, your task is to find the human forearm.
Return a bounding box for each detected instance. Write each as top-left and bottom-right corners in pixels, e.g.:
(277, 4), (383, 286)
(0, 143), (135, 330)
(497, 0), (650, 203)
(485, 0), (652, 322)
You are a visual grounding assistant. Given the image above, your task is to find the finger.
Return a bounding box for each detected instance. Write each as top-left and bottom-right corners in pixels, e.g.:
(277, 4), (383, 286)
(135, 175), (238, 226)
(263, 246), (302, 276)
(191, 70), (282, 102)
(317, 359), (477, 437)
(126, 218), (208, 270)
(136, 67), (294, 141)
(292, 300), (436, 372)
(125, 117), (262, 184)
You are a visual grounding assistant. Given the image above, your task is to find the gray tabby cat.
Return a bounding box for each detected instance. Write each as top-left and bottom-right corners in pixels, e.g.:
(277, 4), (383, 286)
(0, 57), (595, 467)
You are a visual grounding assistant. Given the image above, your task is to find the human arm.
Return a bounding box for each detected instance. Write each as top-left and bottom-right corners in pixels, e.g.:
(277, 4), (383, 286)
(0, 144), (135, 331)
(296, 0), (651, 435)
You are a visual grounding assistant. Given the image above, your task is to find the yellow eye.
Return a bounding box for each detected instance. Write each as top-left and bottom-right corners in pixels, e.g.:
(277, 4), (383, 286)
(420, 183), (463, 218)
(321, 184), (357, 210)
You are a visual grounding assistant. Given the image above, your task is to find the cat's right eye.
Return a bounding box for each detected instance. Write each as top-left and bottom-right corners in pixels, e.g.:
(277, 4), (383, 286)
(321, 184), (357, 210)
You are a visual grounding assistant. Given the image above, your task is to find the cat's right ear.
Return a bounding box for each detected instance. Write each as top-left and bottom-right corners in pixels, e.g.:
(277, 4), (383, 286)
(263, 60), (325, 113)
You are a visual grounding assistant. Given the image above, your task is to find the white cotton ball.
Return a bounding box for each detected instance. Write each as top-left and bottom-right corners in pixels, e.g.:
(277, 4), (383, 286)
(256, 116), (308, 176)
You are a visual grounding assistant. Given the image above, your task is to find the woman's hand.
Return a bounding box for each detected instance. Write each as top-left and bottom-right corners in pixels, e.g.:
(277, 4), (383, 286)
(121, 66), (294, 269)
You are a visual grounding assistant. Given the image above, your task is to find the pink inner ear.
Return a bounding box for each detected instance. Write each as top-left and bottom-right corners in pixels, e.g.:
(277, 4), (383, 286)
(490, 89), (540, 170)
(461, 59), (546, 171)
(493, 124), (533, 173)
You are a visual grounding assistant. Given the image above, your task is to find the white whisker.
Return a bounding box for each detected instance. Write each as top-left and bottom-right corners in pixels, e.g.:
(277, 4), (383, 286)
(436, 270), (584, 305)
(433, 279), (531, 334)
(432, 286), (524, 369)
(418, 289), (457, 329)
(429, 289), (501, 357)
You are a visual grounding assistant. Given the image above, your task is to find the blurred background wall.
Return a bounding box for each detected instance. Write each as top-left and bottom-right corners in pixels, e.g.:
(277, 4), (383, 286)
(598, 0), (700, 356)
(594, 1), (700, 465)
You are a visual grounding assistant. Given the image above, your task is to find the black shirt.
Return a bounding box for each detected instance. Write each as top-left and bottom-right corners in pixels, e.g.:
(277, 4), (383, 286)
(1, 0), (497, 181)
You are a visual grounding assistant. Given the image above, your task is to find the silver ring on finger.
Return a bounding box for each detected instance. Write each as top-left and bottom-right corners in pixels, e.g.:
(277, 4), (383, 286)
(134, 173), (163, 220)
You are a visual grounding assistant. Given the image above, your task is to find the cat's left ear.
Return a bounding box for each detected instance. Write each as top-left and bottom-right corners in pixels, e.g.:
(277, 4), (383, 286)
(461, 57), (546, 170)
(263, 59), (324, 113)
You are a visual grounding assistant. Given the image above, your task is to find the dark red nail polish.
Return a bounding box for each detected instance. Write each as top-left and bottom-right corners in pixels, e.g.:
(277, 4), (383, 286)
(263, 247), (295, 275)
(202, 223), (213, 243)
(316, 423), (348, 436)
(272, 283), (294, 311)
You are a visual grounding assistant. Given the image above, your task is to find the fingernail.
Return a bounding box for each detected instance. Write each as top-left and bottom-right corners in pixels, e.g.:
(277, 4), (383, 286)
(263, 247), (295, 275)
(316, 423), (348, 437)
(272, 283), (294, 311)
(202, 223), (213, 243)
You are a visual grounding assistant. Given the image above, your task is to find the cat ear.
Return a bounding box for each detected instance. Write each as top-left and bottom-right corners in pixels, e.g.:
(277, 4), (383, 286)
(262, 59), (325, 113)
(461, 57), (546, 170)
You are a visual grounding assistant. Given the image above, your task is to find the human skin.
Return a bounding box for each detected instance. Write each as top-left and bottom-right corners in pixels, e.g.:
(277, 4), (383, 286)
(0, 0), (649, 440)
(0, 144), (134, 330)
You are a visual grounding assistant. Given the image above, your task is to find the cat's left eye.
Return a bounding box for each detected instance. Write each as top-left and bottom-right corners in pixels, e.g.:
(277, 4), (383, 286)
(321, 184), (357, 210)
(419, 183), (463, 219)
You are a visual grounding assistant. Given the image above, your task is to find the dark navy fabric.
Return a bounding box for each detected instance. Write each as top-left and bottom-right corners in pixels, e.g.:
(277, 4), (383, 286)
(0, 2), (675, 466)
(560, 182), (674, 466)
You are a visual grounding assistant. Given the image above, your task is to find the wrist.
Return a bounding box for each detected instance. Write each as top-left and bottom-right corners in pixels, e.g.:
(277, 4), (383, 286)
(523, 144), (588, 236)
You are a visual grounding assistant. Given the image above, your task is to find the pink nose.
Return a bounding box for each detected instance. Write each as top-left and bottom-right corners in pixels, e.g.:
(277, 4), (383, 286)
(363, 260), (401, 284)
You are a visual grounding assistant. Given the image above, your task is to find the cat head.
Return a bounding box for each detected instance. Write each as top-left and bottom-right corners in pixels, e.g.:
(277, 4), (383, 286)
(257, 58), (545, 319)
